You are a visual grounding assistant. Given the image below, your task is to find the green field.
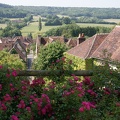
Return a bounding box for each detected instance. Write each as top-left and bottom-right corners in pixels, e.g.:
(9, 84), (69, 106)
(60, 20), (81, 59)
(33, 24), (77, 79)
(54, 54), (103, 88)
(21, 21), (61, 37)
(21, 22), (39, 37)
(0, 24), (7, 28)
(103, 19), (120, 23)
(17, 16), (120, 37)
(77, 23), (115, 28)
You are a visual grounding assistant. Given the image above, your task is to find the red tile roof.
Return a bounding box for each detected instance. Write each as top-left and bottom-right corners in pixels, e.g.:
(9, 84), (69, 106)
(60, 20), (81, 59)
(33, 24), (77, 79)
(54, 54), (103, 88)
(67, 33), (108, 59)
(66, 39), (77, 47)
(91, 26), (120, 61)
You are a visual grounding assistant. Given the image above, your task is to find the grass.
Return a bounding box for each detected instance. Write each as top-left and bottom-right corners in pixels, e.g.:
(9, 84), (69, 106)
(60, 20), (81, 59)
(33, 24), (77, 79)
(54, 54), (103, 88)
(41, 22), (61, 33)
(21, 16), (119, 37)
(21, 21), (61, 38)
(77, 23), (115, 28)
(0, 24), (7, 29)
(21, 22), (39, 37)
(103, 19), (120, 23)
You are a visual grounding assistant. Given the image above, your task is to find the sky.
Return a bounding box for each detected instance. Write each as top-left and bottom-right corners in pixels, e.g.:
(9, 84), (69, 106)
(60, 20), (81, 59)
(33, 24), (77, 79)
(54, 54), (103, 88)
(0, 0), (120, 8)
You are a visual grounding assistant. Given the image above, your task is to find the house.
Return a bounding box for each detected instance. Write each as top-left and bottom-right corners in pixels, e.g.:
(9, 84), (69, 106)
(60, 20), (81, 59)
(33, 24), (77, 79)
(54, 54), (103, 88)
(91, 26), (120, 62)
(0, 36), (33, 62)
(35, 34), (86, 55)
(66, 26), (120, 69)
(67, 33), (108, 59)
(67, 26), (120, 69)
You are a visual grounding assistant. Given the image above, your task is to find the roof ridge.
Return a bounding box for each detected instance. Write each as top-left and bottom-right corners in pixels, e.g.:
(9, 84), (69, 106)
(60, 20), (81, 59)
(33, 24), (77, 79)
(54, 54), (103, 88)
(91, 26), (116, 58)
(85, 34), (97, 59)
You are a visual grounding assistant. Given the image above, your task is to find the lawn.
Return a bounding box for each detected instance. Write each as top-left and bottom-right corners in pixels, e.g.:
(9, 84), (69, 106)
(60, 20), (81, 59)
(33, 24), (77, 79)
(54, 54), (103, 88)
(103, 19), (120, 24)
(21, 21), (61, 38)
(21, 22), (39, 37)
(21, 16), (118, 37)
(77, 23), (115, 28)
(0, 24), (7, 29)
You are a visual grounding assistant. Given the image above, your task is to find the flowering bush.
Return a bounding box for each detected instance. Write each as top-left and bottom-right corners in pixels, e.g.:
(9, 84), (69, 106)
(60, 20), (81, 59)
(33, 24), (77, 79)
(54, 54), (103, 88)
(0, 59), (120, 120)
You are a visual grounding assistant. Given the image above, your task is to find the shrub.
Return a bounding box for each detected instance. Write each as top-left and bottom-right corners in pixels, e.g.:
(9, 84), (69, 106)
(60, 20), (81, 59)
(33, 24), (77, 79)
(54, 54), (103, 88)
(0, 59), (120, 119)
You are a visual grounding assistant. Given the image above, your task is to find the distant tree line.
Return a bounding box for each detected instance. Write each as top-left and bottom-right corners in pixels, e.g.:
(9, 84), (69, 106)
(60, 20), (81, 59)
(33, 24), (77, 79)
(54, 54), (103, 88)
(0, 3), (27, 18)
(72, 16), (116, 24)
(14, 6), (120, 19)
(44, 24), (112, 38)
(44, 15), (116, 26)
(44, 15), (72, 26)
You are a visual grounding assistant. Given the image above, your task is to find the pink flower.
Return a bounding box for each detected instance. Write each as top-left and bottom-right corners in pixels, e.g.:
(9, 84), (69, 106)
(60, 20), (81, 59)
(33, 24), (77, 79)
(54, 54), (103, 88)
(26, 107), (31, 112)
(72, 75), (79, 81)
(103, 88), (111, 95)
(3, 94), (12, 102)
(87, 89), (97, 97)
(34, 98), (39, 103)
(41, 108), (46, 115)
(22, 86), (27, 91)
(1, 103), (7, 111)
(56, 59), (60, 63)
(116, 102), (120, 107)
(0, 84), (2, 91)
(0, 65), (3, 69)
(17, 100), (25, 109)
(83, 77), (91, 85)
(79, 101), (96, 112)
(61, 57), (66, 62)
(12, 70), (17, 77)
(6, 73), (10, 78)
(79, 107), (85, 112)
(11, 115), (19, 120)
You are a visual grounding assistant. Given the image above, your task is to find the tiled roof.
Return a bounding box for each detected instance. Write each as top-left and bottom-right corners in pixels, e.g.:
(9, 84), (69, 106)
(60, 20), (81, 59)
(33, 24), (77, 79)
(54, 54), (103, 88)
(91, 26), (120, 61)
(66, 39), (77, 47)
(67, 33), (108, 59)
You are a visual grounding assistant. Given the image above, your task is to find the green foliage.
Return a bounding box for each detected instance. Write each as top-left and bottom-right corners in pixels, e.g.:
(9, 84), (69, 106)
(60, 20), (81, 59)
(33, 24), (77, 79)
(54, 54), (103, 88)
(27, 32), (33, 39)
(1, 25), (22, 37)
(85, 59), (94, 70)
(33, 41), (69, 70)
(44, 23), (112, 37)
(0, 51), (25, 69)
(15, 6), (120, 19)
(38, 17), (42, 31)
(0, 3), (27, 18)
(75, 16), (116, 24)
(64, 52), (86, 70)
(62, 17), (72, 24)
(1, 56), (120, 119)
(45, 15), (62, 26)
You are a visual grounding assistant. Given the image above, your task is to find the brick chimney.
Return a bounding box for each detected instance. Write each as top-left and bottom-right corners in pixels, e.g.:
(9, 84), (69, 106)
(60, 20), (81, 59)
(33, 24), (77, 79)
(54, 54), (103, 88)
(77, 33), (85, 45)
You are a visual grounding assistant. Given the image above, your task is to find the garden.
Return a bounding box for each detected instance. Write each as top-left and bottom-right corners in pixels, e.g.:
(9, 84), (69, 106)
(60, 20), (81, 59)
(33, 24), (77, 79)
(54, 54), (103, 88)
(0, 56), (120, 120)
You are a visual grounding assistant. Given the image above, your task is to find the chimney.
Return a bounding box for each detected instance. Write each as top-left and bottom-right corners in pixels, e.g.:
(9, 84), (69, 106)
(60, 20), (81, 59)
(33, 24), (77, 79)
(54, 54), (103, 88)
(77, 33), (85, 45)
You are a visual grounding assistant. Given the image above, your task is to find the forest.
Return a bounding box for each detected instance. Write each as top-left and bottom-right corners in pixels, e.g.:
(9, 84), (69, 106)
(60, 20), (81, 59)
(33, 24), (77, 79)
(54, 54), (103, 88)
(1, 3), (120, 19)
(0, 3), (118, 37)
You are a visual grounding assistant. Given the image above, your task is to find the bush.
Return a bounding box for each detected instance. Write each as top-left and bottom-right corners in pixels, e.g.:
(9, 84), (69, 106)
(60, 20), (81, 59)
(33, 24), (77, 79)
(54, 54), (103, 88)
(0, 59), (120, 119)
(0, 51), (25, 69)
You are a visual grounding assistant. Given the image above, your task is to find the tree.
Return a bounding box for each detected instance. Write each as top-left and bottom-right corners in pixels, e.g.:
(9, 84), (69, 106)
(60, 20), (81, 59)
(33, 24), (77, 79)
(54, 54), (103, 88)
(27, 32), (33, 39)
(33, 41), (69, 70)
(0, 51), (25, 69)
(38, 17), (42, 31)
(62, 17), (71, 24)
(1, 25), (22, 37)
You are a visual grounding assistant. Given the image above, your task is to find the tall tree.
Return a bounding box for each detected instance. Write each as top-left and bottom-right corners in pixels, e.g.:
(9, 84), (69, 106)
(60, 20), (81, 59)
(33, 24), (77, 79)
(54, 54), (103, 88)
(38, 17), (42, 31)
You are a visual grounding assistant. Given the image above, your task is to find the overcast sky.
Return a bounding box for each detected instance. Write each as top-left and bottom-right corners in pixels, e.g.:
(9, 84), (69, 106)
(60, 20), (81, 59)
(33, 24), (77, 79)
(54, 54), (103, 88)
(0, 0), (120, 8)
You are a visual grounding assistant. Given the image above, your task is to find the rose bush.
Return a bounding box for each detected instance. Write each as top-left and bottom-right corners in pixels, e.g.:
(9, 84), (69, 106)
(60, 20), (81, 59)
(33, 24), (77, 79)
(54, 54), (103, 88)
(0, 58), (120, 120)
